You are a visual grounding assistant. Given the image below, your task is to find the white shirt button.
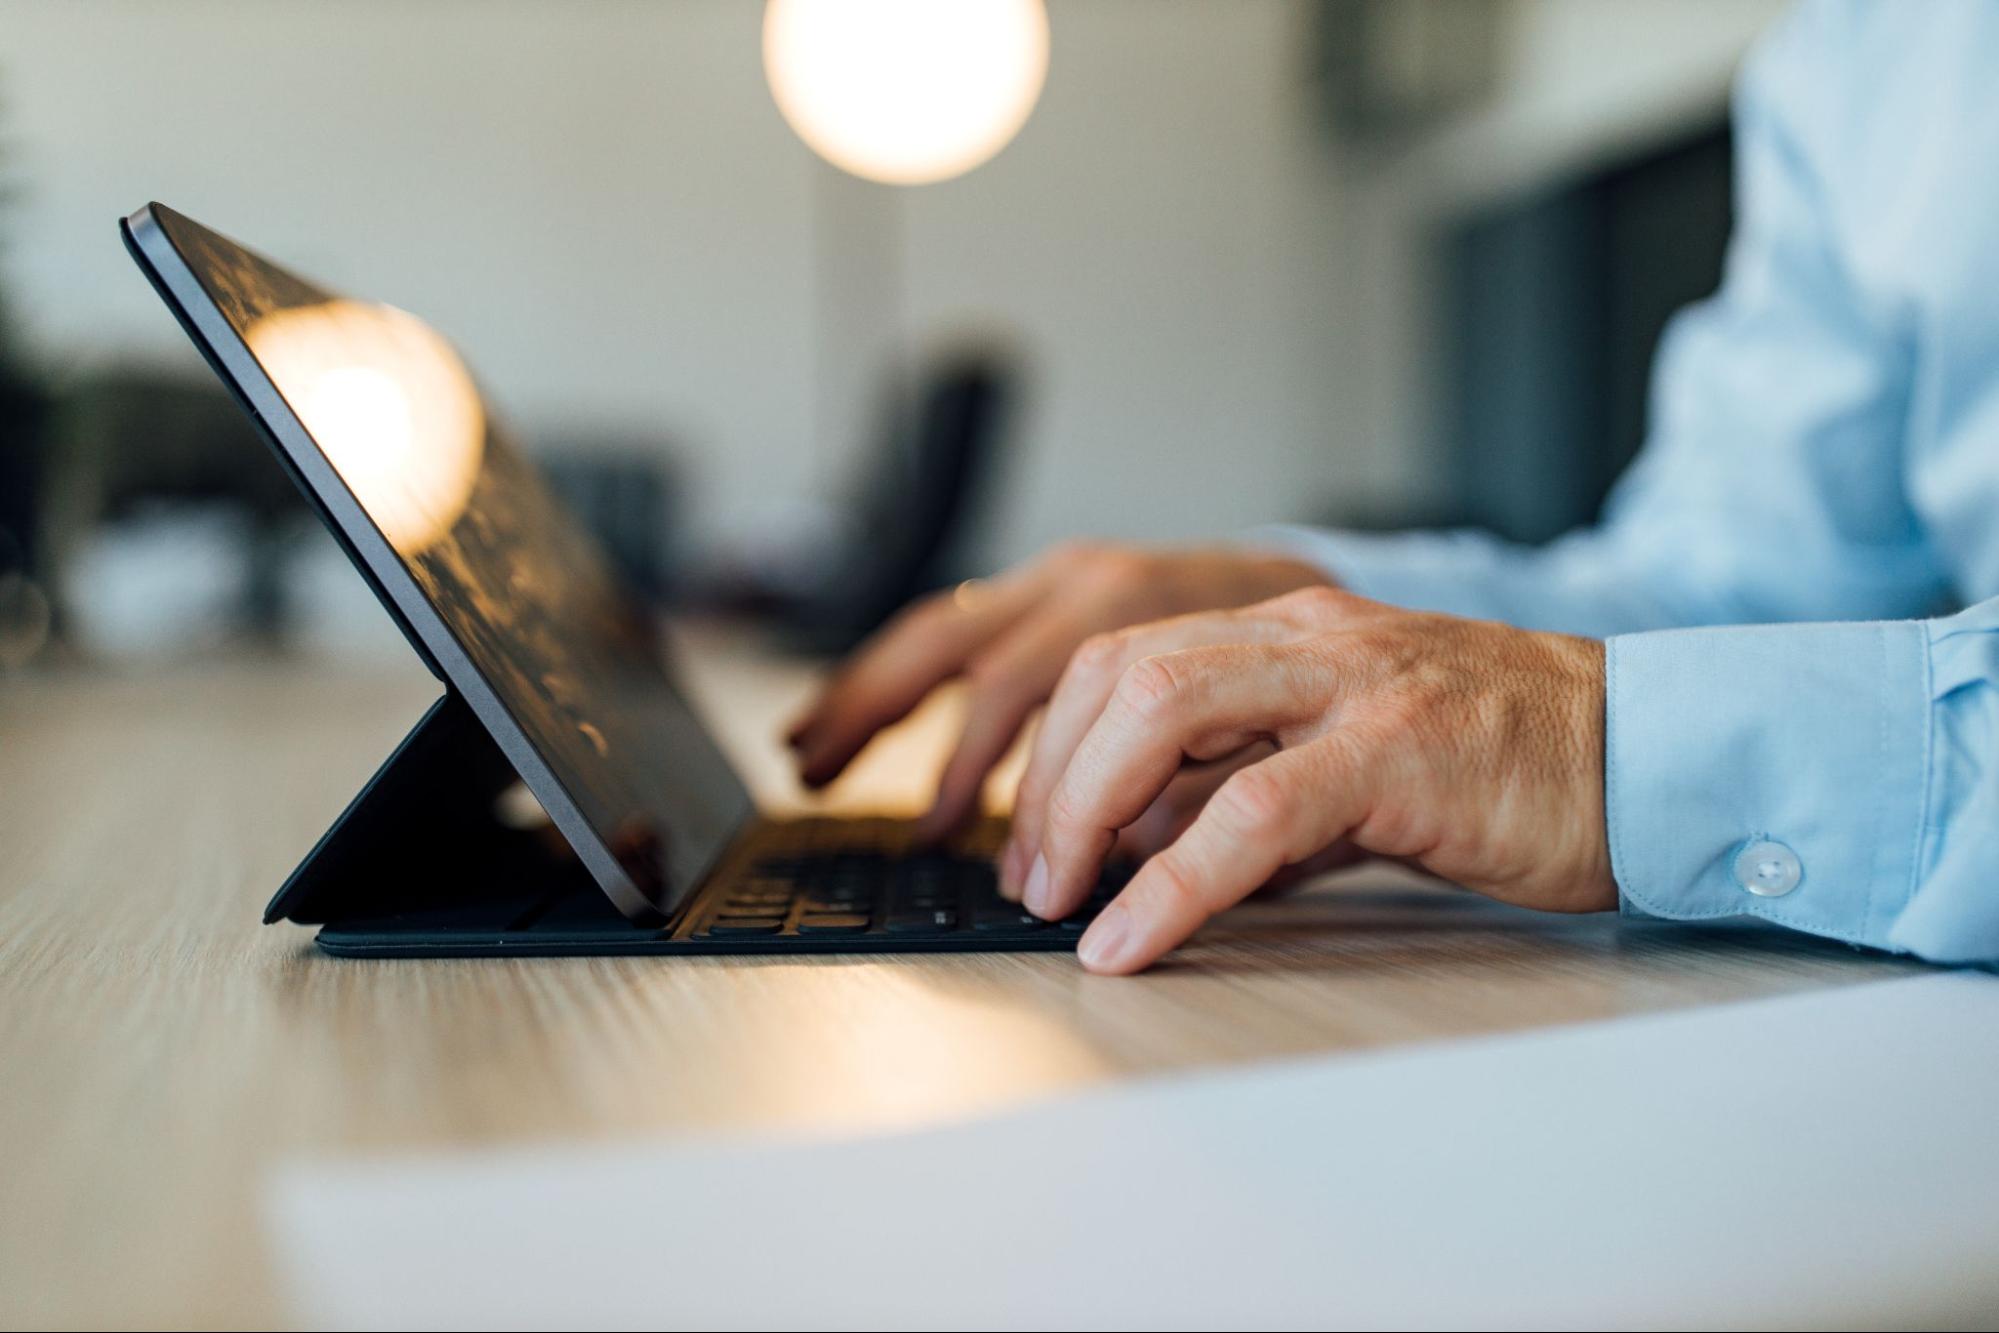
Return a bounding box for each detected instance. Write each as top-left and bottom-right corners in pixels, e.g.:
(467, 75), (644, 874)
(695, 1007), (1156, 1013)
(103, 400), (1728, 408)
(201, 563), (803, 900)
(1734, 839), (1802, 897)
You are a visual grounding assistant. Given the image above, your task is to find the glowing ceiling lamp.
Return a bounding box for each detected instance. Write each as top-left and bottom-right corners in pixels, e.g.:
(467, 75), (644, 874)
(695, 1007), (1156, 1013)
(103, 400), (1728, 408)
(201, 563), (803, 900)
(763, 0), (1050, 186)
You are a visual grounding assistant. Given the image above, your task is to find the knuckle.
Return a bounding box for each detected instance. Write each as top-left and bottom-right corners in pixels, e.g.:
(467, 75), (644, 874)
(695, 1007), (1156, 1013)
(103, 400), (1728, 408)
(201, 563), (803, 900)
(1212, 765), (1292, 840)
(1096, 550), (1147, 583)
(1293, 632), (1360, 684)
(1365, 654), (1453, 728)
(1041, 540), (1158, 596)
(1360, 626), (1420, 663)
(1296, 626), (1410, 691)
(1269, 583), (1352, 625)
(1366, 686), (1427, 733)
(1138, 852), (1216, 920)
(1069, 630), (1127, 680)
(1045, 538), (1106, 570)
(1073, 546), (1149, 594)
(1044, 781), (1091, 837)
(1113, 654), (1185, 722)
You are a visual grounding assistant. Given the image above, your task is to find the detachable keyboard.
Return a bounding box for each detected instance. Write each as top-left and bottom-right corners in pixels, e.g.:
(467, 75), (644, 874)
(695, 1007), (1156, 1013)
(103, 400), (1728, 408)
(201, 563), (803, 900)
(688, 848), (1126, 943)
(312, 816), (1129, 957)
(669, 815), (1129, 952)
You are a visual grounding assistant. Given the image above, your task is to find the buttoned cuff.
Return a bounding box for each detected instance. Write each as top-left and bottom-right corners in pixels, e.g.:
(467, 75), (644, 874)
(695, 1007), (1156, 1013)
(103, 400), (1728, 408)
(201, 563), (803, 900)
(1604, 619), (1930, 949)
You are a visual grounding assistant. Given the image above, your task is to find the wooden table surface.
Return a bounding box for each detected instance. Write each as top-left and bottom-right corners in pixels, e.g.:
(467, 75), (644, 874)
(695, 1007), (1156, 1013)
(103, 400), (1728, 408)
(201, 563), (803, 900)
(0, 625), (1926, 1329)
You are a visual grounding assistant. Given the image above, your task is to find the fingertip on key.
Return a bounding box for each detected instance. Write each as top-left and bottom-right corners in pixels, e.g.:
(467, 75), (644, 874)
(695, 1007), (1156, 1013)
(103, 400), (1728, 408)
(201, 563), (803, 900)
(1076, 902), (1133, 973)
(911, 806), (953, 848)
(997, 838), (1026, 899)
(1021, 853), (1051, 918)
(796, 742), (852, 789)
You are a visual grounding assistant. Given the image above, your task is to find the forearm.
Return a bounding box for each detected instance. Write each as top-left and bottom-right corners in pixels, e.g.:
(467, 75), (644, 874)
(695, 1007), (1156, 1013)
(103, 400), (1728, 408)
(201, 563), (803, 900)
(1251, 524), (1701, 639)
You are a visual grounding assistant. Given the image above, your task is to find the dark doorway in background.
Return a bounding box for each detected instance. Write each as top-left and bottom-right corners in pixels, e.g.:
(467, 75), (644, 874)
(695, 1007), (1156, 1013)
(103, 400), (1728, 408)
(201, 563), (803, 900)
(1441, 123), (1735, 544)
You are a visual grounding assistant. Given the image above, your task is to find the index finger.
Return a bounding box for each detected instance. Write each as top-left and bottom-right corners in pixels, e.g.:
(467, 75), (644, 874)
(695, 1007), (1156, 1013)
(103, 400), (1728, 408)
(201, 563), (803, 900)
(789, 570), (1043, 787)
(1006, 607), (1309, 897)
(1032, 642), (1327, 919)
(1076, 739), (1370, 974)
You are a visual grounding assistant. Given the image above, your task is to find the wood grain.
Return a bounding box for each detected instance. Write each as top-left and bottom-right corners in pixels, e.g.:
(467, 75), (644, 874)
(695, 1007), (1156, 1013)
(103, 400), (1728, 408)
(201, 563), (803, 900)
(0, 625), (1924, 1328)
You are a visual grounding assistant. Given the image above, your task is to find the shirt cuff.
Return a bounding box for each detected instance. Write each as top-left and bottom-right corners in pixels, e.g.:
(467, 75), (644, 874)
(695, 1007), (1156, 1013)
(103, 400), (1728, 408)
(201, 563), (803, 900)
(1604, 619), (1930, 949)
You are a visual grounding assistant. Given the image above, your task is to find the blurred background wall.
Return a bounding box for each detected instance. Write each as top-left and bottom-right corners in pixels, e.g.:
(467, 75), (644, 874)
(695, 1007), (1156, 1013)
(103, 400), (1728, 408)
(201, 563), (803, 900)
(0, 0), (1785, 663)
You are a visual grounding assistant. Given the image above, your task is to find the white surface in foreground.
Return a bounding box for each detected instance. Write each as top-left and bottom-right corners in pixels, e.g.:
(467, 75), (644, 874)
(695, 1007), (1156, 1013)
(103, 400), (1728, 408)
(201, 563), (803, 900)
(269, 970), (1999, 1330)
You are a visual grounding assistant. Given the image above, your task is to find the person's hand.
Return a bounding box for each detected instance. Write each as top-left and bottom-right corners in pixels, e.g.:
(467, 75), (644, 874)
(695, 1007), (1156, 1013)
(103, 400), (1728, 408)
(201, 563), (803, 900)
(1004, 586), (1613, 974)
(785, 542), (1329, 840)
(1100, 740), (1366, 890)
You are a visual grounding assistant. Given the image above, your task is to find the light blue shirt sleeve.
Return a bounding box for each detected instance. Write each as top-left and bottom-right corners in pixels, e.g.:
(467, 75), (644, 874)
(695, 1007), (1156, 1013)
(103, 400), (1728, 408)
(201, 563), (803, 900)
(1608, 602), (1999, 963)
(1250, 3), (1999, 963)
(1259, 4), (1953, 637)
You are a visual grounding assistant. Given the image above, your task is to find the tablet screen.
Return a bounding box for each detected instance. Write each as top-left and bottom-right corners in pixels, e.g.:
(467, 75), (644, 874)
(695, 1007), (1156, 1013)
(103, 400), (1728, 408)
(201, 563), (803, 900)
(137, 204), (752, 917)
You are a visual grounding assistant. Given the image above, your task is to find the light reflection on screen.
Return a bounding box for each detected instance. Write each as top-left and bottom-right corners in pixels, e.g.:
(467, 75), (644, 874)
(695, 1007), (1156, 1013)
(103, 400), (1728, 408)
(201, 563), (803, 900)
(246, 300), (486, 555)
(153, 206), (753, 915)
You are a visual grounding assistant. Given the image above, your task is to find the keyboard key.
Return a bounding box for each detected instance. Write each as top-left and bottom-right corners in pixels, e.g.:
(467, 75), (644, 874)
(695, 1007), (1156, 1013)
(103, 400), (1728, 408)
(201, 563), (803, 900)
(885, 909), (958, 934)
(703, 917), (785, 936)
(972, 909), (1048, 932)
(795, 914), (870, 935)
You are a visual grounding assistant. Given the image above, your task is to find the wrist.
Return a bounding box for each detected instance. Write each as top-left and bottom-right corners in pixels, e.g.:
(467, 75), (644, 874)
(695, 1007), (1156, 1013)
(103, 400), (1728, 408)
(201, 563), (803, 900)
(1553, 632), (1617, 910)
(1232, 551), (1335, 602)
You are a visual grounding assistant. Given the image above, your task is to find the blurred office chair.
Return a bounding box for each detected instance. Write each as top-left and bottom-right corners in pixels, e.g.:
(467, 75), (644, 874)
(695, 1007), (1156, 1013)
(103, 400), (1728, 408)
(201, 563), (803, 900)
(771, 345), (1018, 654)
(541, 442), (680, 600)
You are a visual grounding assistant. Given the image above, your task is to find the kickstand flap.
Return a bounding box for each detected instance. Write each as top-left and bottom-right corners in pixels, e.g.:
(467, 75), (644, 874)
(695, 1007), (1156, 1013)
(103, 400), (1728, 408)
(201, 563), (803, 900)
(263, 690), (538, 925)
